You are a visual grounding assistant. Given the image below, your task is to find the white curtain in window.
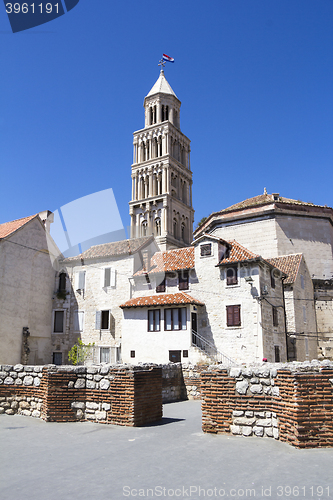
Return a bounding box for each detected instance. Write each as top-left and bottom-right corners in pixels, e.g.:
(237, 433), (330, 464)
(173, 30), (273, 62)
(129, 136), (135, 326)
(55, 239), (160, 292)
(181, 308), (187, 330)
(173, 309), (179, 330)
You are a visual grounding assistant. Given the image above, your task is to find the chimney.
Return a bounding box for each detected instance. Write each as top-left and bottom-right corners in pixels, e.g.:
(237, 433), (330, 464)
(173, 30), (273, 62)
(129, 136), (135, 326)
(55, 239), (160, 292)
(38, 210), (54, 233)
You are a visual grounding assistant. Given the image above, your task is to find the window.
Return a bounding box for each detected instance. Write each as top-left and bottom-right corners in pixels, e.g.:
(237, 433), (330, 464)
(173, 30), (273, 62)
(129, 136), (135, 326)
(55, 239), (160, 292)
(200, 244), (212, 257)
(58, 273), (66, 292)
(148, 309), (160, 332)
(53, 352), (62, 365)
(130, 350), (135, 358)
(54, 311), (64, 333)
(272, 306), (279, 327)
(226, 305), (241, 327)
(183, 350), (188, 358)
(156, 277), (165, 293)
(95, 310), (110, 330)
(100, 347), (110, 363)
(165, 308), (187, 331)
(274, 346), (280, 362)
(270, 271), (276, 289)
(169, 350), (181, 363)
(226, 266), (238, 285)
(142, 220), (148, 236)
(75, 271), (85, 291)
(301, 275), (305, 289)
(173, 219), (178, 239)
(181, 223), (186, 241)
(178, 271), (189, 290)
(74, 311), (84, 332)
(104, 267), (116, 287)
(154, 218), (161, 236)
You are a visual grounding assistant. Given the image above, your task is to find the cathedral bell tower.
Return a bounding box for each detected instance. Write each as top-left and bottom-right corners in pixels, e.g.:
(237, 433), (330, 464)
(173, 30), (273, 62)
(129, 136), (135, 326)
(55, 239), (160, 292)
(129, 69), (194, 251)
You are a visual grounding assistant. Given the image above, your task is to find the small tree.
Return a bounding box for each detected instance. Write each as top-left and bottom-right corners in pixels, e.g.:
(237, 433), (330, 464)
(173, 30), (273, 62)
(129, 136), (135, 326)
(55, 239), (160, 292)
(68, 338), (95, 365)
(196, 216), (208, 229)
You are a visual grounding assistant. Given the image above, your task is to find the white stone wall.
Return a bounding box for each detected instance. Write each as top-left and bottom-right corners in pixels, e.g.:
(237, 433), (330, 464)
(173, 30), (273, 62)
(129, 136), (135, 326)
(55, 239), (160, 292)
(52, 254), (135, 364)
(0, 218), (55, 365)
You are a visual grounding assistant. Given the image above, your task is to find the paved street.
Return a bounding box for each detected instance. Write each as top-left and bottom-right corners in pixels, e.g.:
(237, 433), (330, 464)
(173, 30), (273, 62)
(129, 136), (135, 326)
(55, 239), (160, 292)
(1, 400), (332, 500)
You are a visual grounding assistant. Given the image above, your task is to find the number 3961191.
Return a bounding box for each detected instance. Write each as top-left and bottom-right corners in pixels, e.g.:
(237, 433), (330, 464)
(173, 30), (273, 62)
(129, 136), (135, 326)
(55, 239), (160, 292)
(6, 3), (60, 14)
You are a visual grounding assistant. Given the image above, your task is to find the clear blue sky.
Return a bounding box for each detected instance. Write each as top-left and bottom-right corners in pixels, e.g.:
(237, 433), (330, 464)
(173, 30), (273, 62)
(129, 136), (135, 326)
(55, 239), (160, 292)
(1, 1), (332, 235)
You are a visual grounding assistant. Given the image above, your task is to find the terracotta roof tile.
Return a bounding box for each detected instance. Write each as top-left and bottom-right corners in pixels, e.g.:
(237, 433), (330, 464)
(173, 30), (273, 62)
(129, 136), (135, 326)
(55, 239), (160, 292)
(218, 240), (260, 265)
(266, 254), (303, 284)
(62, 236), (154, 263)
(0, 215), (37, 240)
(120, 292), (204, 308)
(134, 246), (194, 276)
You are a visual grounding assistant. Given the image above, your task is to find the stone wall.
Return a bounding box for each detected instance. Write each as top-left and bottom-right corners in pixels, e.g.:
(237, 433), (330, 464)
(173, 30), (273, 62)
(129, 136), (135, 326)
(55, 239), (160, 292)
(161, 363), (205, 402)
(201, 360), (333, 448)
(0, 363), (162, 427)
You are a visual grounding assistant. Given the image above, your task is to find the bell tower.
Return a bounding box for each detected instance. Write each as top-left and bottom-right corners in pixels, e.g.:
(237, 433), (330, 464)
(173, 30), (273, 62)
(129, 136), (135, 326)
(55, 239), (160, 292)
(129, 69), (194, 251)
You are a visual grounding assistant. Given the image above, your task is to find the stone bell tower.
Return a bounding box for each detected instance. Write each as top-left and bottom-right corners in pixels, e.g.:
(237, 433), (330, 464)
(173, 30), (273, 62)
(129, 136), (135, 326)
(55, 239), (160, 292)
(129, 69), (194, 251)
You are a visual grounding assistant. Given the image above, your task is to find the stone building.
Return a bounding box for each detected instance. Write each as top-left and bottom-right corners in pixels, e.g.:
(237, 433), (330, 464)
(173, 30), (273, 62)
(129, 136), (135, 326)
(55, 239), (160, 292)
(129, 69), (194, 251)
(194, 192), (333, 360)
(51, 236), (158, 365)
(120, 235), (288, 365)
(0, 212), (57, 365)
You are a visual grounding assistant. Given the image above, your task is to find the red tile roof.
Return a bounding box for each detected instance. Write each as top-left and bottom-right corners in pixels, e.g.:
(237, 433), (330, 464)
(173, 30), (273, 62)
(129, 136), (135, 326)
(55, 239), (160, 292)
(266, 254), (303, 284)
(120, 292), (204, 308)
(0, 215), (37, 240)
(218, 240), (260, 265)
(134, 246), (194, 276)
(62, 236), (155, 263)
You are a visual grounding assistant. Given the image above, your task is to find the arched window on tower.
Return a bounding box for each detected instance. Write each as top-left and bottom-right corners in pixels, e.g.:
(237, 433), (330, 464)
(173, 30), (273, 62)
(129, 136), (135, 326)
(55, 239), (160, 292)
(158, 137), (162, 157)
(181, 223), (186, 242)
(154, 218), (161, 236)
(161, 105), (165, 122)
(142, 220), (148, 236)
(58, 272), (66, 293)
(173, 219), (178, 239)
(153, 105), (157, 124)
(149, 107), (153, 126)
(165, 106), (169, 120)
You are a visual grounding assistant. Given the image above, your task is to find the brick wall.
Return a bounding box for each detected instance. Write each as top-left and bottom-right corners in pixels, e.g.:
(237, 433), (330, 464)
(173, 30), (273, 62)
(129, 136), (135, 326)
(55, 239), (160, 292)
(201, 361), (333, 448)
(0, 364), (162, 427)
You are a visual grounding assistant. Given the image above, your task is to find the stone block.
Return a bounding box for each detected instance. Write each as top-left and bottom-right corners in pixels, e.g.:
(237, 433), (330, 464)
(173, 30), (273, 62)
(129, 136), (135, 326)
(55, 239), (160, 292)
(100, 366), (110, 375)
(2, 402), (11, 409)
(264, 387), (271, 395)
(21, 410), (31, 416)
(265, 412), (271, 418)
(100, 379), (110, 390)
(272, 418), (278, 428)
(232, 410), (244, 417)
(0, 372), (7, 379)
(265, 428), (273, 437)
(74, 378), (86, 389)
(229, 368), (241, 378)
(95, 410), (107, 420)
(11, 401), (19, 410)
(32, 410), (41, 418)
(76, 409), (84, 419)
(94, 375), (103, 382)
(273, 427), (279, 439)
(86, 380), (96, 389)
(241, 368), (253, 377)
(68, 381), (74, 388)
(85, 413), (96, 420)
(254, 411), (265, 417)
(230, 425), (241, 435)
(23, 376), (34, 386)
(102, 403), (111, 411)
(9, 372), (17, 379)
(87, 367), (98, 375)
(71, 402), (85, 409)
(250, 384), (263, 394)
(256, 419), (272, 427)
(86, 374), (93, 380)
(34, 378), (41, 387)
(33, 366), (42, 372)
(15, 378), (23, 385)
(236, 380), (249, 395)
(19, 401), (30, 409)
(86, 402), (99, 410)
(271, 387), (280, 396)
(3, 365), (13, 372)
(270, 368), (277, 378)
(250, 377), (259, 384)
(233, 417), (256, 426)
(242, 426), (253, 436)
(0, 408), (4, 414)
(4, 377), (14, 385)
(5, 409), (15, 415)
(253, 426), (264, 437)
(260, 378), (271, 386)
(245, 411), (254, 417)
(13, 364), (24, 372)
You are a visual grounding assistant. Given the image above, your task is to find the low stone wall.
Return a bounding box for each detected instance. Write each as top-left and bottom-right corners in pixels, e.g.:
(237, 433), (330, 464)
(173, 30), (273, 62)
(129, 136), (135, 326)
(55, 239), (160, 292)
(201, 360), (333, 448)
(161, 363), (207, 402)
(0, 364), (162, 426)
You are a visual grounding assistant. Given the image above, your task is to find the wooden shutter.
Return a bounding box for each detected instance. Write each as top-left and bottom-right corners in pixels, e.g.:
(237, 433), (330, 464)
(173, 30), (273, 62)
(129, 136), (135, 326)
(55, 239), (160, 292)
(233, 305), (241, 326)
(104, 268), (111, 287)
(226, 305), (241, 326)
(78, 271), (85, 290)
(110, 268), (116, 287)
(95, 311), (101, 330)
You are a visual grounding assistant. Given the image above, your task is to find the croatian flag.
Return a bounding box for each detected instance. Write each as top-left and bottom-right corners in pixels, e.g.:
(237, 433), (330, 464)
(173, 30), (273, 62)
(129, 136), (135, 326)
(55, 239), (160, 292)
(163, 54), (175, 63)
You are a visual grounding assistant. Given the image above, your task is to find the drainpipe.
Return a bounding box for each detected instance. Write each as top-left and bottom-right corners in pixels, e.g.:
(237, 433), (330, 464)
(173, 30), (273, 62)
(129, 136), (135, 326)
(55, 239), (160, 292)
(281, 277), (289, 361)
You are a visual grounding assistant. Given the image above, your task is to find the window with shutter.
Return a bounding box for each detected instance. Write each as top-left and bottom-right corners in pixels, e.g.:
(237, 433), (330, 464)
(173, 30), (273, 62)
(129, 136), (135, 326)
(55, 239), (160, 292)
(110, 268), (116, 287)
(76, 271), (85, 291)
(95, 311), (101, 330)
(226, 305), (241, 327)
(178, 271), (189, 290)
(226, 266), (238, 285)
(74, 311), (84, 332)
(101, 310), (110, 330)
(156, 276), (165, 293)
(58, 273), (66, 292)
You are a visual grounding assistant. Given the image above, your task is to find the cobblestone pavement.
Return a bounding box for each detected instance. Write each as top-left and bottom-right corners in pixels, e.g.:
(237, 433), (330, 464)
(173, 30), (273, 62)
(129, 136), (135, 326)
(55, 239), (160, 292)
(1, 400), (333, 500)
